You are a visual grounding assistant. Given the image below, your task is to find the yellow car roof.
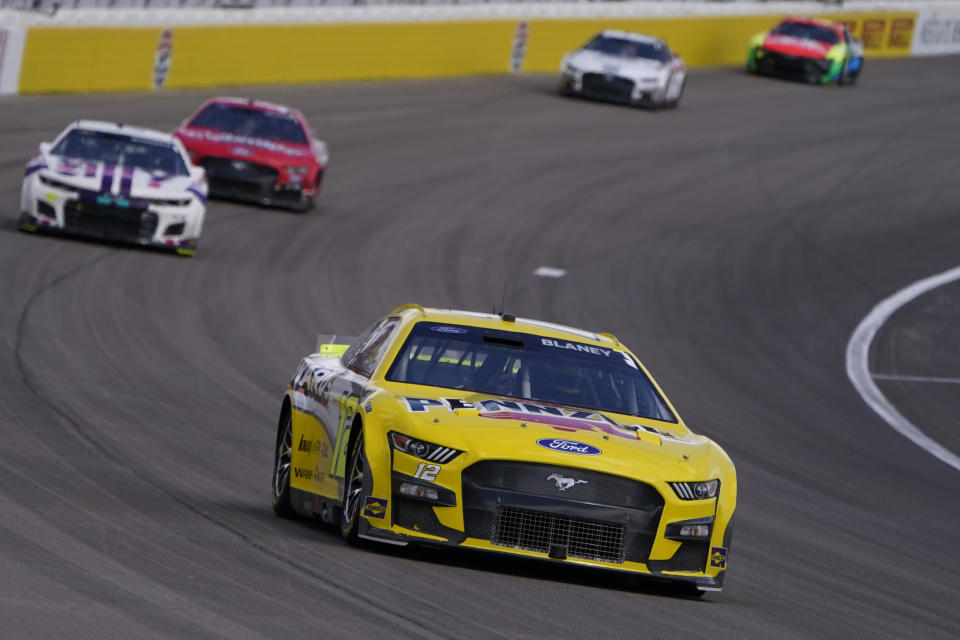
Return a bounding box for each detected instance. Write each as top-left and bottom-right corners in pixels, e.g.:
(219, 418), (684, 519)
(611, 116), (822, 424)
(391, 304), (622, 349)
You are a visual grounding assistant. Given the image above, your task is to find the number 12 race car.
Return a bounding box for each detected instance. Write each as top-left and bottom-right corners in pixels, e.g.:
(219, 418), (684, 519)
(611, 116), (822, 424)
(271, 305), (737, 595)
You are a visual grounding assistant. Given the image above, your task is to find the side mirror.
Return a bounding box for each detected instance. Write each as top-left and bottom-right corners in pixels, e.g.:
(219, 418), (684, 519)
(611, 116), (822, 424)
(38, 142), (52, 154)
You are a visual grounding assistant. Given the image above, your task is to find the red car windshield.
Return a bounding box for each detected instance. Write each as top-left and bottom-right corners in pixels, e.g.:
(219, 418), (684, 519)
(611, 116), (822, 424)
(189, 103), (308, 145)
(772, 21), (839, 44)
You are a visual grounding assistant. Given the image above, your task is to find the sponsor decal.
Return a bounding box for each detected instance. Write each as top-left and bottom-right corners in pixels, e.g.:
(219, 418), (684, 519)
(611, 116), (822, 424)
(840, 16), (915, 53)
(540, 338), (611, 357)
(547, 473), (588, 491)
(230, 146), (253, 157)
(297, 435), (312, 453)
(292, 467), (313, 480)
(510, 20), (529, 73)
(710, 546), (728, 569)
(320, 442), (330, 458)
(177, 128), (311, 157)
(362, 497), (387, 519)
(536, 438), (601, 456)
(430, 325), (468, 334)
(912, 11), (960, 55)
(401, 396), (687, 442)
(153, 28), (173, 90)
(56, 157), (82, 177)
(764, 34), (828, 56)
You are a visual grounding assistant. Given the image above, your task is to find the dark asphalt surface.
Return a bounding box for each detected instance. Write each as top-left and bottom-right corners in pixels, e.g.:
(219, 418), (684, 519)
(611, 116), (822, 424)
(2, 57), (959, 639)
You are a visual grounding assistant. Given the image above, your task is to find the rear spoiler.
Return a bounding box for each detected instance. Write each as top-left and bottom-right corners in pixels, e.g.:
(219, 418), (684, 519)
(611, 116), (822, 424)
(315, 334), (357, 358)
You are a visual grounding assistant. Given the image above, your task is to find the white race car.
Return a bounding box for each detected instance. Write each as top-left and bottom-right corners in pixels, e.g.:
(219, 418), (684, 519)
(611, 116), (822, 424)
(559, 30), (686, 109)
(19, 121), (207, 256)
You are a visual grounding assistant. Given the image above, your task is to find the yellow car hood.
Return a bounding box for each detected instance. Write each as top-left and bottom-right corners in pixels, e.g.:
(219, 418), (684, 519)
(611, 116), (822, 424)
(376, 388), (722, 481)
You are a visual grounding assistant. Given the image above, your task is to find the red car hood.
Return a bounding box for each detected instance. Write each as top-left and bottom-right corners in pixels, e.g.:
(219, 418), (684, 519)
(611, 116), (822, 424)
(762, 33), (831, 59)
(174, 127), (316, 167)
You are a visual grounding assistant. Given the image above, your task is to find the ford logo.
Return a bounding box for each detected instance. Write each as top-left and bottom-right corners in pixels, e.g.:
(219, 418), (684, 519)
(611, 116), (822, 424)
(536, 438), (601, 456)
(430, 326), (467, 334)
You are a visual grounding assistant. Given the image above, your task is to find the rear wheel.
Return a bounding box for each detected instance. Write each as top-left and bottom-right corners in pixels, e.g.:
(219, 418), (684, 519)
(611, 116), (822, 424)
(340, 429), (366, 544)
(271, 406), (295, 518)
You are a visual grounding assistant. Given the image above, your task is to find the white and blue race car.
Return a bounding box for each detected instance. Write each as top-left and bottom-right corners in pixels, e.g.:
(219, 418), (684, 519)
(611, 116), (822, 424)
(19, 121), (207, 255)
(559, 30), (687, 109)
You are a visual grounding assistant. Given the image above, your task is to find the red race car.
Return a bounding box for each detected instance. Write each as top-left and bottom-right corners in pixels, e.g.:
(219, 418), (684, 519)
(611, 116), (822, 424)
(173, 97), (329, 212)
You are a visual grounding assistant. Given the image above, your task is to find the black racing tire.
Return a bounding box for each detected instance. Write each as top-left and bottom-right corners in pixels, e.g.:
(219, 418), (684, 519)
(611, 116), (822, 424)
(339, 428), (366, 544)
(271, 404), (295, 519)
(804, 63), (822, 86)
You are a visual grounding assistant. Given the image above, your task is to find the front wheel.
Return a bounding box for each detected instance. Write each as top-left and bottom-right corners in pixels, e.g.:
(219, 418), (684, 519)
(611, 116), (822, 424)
(340, 429), (366, 544)
(271, 407), (295, 518)
(663, 76), (685, 110)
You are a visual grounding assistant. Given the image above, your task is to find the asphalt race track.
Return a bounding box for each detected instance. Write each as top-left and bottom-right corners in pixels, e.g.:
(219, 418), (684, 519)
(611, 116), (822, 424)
(2, 57), (959, 639)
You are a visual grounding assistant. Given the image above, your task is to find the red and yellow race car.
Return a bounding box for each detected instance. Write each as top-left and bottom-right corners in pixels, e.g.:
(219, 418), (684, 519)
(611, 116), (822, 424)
(271, 305), (737, 595)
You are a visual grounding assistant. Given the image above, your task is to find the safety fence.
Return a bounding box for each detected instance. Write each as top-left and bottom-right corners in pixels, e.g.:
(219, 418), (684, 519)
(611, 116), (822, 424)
(1, 2), (958, 94)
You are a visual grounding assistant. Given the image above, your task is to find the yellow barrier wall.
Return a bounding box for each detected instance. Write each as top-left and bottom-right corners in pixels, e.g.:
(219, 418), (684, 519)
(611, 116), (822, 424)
(525, 12), (915, 72)
(18, 11), (917, 94)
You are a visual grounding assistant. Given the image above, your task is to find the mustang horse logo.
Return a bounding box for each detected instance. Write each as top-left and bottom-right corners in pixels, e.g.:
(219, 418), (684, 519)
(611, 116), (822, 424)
(547, 473), (588, 491)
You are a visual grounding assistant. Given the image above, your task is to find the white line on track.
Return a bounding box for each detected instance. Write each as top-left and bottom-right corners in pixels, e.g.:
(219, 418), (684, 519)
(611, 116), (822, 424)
(872, 373), (960, 384)
(533, 266), (567, 278)
(846, 265), (960, 473)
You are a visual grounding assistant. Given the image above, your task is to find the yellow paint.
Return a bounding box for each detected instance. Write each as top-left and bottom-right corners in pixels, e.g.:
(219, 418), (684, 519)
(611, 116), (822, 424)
(825, 12), (917, 58)
(44, 192), (58, 202)
(16, 12), (916, 94)
(21, 27), (160, 93)
(165, 21), (517, 88)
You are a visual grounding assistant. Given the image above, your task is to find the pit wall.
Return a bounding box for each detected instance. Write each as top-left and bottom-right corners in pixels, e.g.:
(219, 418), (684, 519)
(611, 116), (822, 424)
(2, 4), (959, 94)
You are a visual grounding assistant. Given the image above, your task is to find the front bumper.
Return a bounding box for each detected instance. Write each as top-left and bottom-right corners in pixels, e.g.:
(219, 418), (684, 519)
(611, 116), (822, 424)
(19, 177), (203, 254)
(750, 48), (837, 83)
(200, 157), (319, 210)
(361, 443), (732, 592)
(560, 71), (664, 107)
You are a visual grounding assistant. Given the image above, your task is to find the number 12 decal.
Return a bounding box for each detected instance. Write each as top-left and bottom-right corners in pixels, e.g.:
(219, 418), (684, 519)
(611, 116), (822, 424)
(414, 463), (440, 482)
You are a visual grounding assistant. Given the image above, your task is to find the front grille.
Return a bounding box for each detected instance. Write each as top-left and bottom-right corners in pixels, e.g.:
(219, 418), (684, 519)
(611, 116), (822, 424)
(581, 73), (635, 100)
(667, 541), (708, 572)
(463, 460), (663, 510)
(202, 158), (278, 193)
(759, 50), (829, 76)
(492, 505), (626, 564)
(393, 498), (441, 536)
(64, 200), (157, 241)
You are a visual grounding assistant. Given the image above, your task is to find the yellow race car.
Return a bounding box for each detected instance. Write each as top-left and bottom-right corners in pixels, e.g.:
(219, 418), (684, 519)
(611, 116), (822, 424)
(271, 305), (736, 595)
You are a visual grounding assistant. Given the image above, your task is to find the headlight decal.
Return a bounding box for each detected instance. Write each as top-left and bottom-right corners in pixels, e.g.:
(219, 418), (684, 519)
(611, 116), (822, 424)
(389, 431), (461, 463)
(670, 479), (719, 500)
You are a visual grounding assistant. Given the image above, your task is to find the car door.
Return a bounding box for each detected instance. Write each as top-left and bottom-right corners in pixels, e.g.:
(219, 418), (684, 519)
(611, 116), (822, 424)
(327, 317), (401, 496)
